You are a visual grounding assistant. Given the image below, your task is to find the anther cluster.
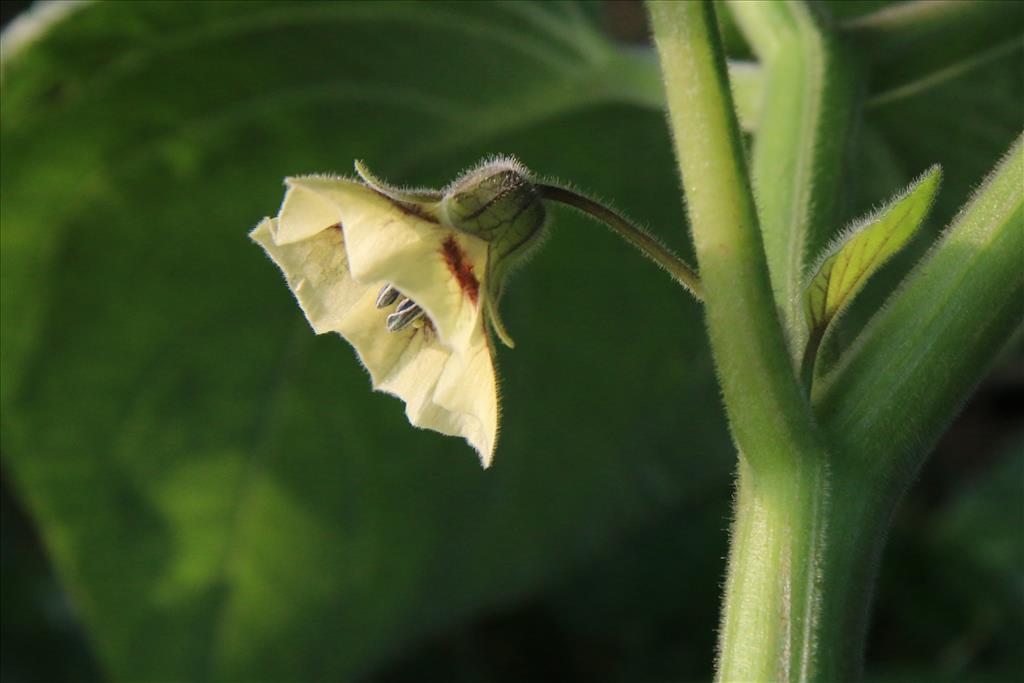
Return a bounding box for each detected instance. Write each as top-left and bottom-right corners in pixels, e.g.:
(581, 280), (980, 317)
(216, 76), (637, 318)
(376, 283), (427, 332)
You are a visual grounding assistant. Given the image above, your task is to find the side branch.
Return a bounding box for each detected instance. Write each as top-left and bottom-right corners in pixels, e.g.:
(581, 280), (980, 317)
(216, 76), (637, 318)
(538, 184), (703, 300)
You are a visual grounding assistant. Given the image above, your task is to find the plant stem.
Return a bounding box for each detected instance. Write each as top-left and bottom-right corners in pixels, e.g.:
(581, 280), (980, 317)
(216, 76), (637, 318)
(721, 454), (899, 682)
(799, 327), (823, 395)
(647, 2), (891, 681)
(725, 452), (912, 682)
(649, 4), (1022, 682)
(727, 0), (861, 355)
(815, 136), (1024, 478)
(647, 0), (822, 474)
(719, 455), (828, 682)
(537, 184), (703, 300)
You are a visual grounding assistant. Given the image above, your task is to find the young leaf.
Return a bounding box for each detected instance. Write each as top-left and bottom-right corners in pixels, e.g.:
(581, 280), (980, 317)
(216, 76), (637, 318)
(804, 165), (941, 341)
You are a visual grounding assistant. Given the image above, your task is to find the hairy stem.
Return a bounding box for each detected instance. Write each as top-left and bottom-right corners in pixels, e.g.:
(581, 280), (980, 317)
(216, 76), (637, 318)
(727, 0), (861, 355)
(647, 2), (902, 681)
(538, 184), (703, 300)
(649, 3), (1022, 683)
(816, 136), (1024, 479)
(647, 0), (822, 472)
(720, 454), (898, 682)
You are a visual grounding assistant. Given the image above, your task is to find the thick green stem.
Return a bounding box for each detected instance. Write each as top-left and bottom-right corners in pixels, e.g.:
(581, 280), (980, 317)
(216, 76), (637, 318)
(649, 3), (1021, 682)
(537, 184), (703, 300)
(722, 456), (894, 682)
(647, 2), (888, 681)
(727, 0), (861, 355)
(720, 457), (828, 682)
(648, 0), (822, 475)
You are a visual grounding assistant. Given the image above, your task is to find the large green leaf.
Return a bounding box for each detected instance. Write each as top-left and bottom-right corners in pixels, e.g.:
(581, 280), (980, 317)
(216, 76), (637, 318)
(1, 2), (732, 680)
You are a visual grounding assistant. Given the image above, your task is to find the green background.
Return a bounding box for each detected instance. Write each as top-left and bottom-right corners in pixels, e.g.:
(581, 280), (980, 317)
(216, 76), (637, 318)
(2, 2), (1021, 681)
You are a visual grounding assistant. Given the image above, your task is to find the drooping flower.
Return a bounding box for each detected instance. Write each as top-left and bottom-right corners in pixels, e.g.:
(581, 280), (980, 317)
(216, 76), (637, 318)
(250, 159), (545, 466)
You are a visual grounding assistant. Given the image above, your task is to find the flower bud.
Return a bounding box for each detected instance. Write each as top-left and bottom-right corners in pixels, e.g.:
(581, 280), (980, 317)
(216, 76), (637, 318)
(440, 158), (546, 248)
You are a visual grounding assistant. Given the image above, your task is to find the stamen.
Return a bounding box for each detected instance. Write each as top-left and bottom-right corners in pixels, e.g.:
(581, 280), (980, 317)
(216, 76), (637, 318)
(376, 284), (401, 308)
(387, 304), (425, 332)
(395, 298), (419, 315)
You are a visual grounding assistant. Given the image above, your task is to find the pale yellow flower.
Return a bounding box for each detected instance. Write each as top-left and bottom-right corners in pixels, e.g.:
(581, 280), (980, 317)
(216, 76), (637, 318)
(250, 158), (705, 465)
(250, 166), (538, 466)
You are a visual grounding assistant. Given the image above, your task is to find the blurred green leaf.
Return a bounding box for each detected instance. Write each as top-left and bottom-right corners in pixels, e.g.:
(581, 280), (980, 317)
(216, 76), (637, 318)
(843, 0), (1024, 106)
(1, 2), (731, 680)
(930, 435), (1024, 590)
(865, 431), (1024, 683)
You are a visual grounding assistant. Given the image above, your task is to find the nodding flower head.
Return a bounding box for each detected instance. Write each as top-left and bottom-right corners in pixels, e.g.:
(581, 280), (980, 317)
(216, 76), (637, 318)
(250, 158), (545, 466)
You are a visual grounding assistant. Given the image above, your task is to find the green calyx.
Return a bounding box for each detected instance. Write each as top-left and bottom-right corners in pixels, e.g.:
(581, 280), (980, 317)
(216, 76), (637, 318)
(440, 158), (546, 244)
(442, 158), (548, 349)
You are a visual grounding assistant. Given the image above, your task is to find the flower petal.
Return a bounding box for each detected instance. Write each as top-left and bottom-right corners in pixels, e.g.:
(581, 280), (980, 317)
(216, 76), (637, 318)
(283, 176), (489, 354)
(251, 216), (498, 463)
(433, 324), (499, 465)
(330, 290), (497, 462)
(250, 218), (364, 334)
(274, 180), (343, 245)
